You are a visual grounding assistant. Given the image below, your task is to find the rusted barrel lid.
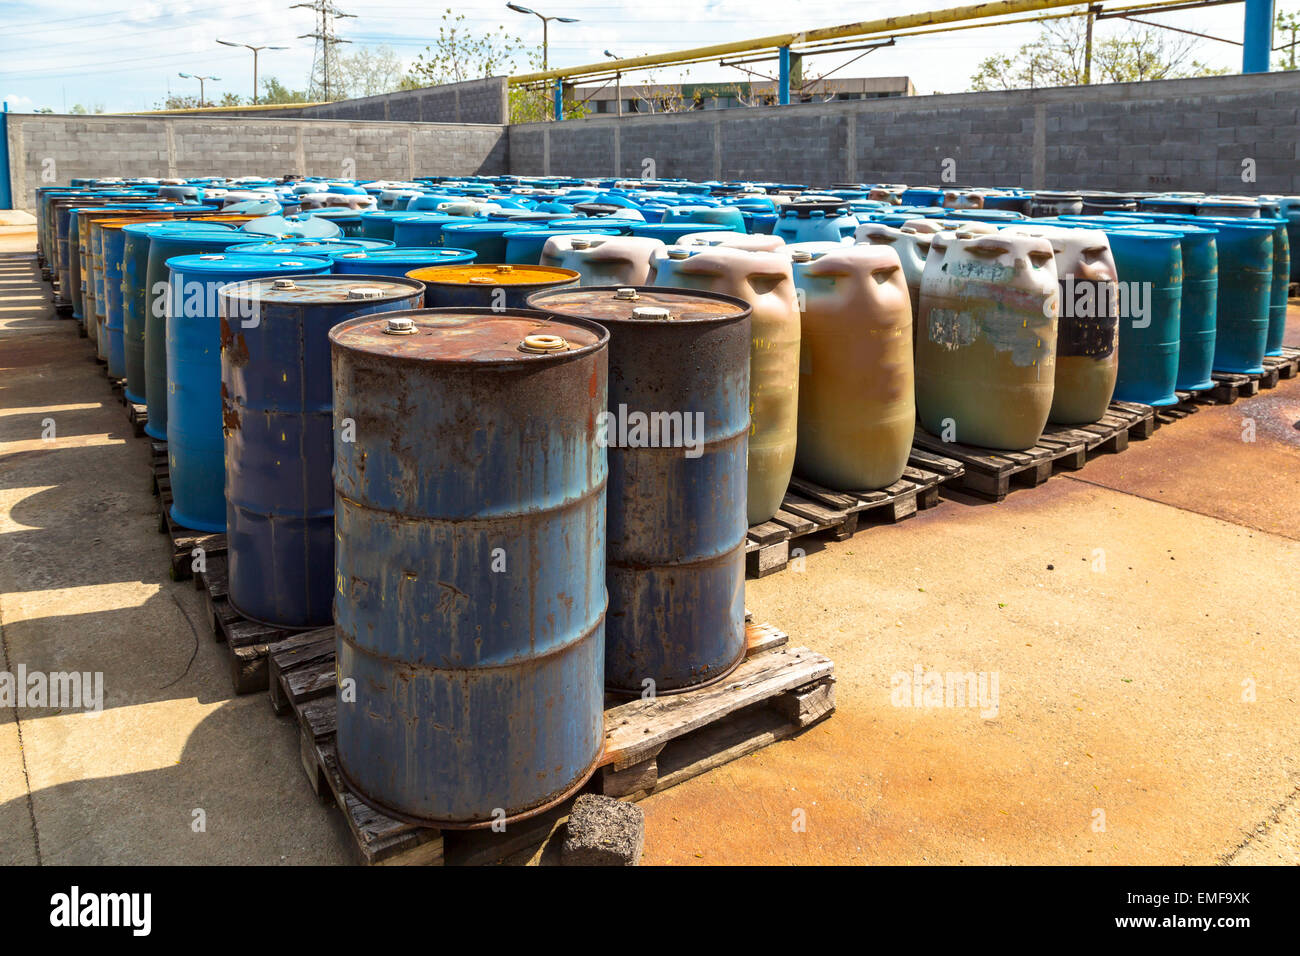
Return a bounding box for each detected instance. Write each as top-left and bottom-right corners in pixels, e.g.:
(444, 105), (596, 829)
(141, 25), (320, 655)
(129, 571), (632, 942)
(404, 263), (579, 287)
(329, 307), (608, 365)
(526, 285), (751, 325)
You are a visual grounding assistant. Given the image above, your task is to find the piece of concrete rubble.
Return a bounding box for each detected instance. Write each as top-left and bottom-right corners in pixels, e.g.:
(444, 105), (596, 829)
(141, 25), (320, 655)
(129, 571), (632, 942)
(561, 794), (644, 866)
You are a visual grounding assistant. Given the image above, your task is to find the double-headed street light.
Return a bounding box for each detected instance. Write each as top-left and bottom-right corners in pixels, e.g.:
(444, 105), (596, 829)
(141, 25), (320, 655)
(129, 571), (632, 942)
(505, 3), (578, 72)
(216, 39), (289, 105)
(177, 72), (220, 108)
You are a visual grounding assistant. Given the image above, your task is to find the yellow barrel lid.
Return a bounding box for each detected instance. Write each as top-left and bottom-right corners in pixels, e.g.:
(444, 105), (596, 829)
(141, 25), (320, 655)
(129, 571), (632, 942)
(404, 263), (579, 286)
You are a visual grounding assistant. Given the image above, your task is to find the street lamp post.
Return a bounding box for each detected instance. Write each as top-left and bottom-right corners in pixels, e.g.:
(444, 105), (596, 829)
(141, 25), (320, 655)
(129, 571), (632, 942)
(604, 50), (622, 116)
(506, 4), (578, 120)
(216, 39), (289, 105)
(177, 72), (220, 108)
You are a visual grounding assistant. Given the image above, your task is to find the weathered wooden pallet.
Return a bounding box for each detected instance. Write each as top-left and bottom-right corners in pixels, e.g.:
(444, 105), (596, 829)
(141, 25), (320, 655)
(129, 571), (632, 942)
(127, 400), (149, 438)
(744, 449), (965, 578)
(1209, 371), (1263, 403)
(195, 550), (299, 695)
(268, 621), (832, 866)
(154, 457), (226, 582)
(1263, 346), (1300, 381)
(912, 401), (1154, 502)
(1041, 400), (1155, 459)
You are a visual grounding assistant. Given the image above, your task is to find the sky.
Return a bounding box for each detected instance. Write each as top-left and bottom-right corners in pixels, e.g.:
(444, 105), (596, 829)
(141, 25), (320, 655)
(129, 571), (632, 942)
(0, 0), (1294, 114)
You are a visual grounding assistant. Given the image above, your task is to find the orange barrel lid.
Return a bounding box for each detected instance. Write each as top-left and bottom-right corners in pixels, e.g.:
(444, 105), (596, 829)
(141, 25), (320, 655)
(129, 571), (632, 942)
(404, 263), (579, 286)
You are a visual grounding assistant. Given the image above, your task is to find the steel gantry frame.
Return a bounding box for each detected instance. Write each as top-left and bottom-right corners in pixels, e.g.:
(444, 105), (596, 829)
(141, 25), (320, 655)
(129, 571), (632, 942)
(510, 0), (1275, 120)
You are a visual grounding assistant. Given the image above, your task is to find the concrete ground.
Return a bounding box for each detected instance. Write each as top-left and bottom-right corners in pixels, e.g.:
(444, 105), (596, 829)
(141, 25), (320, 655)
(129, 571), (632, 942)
(1, 224), (1296, 866)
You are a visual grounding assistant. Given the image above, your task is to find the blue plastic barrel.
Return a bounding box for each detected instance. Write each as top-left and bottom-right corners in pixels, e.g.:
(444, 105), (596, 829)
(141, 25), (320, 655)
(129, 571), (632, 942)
(390, 213), (469, 247)
(1107, 222), (1219, 391)
(165, 254), (332, 531)
(219, 275), (425, 626)
(1184, 218), (1274, 373)
(772, 206), (857, 243)
(658, 205), (747, 232)
(329, 247), (476, 275)
(228, 238), (393, 256)
(502, 227), (620, 265)
(1104, 229), (1183, 405)
(137, 223), (246, 440)
(627, 221), (742, 243)
(358, 210), (423, 242)
(439, 220), (536, 262)
(330, 307), (609, 826)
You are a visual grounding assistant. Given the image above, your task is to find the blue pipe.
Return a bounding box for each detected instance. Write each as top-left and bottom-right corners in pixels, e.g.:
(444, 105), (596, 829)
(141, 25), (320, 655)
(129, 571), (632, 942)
(0, 103), (11, 211)
(778, 46), (791, 105)
(1244, 0), (1275, 73)
(554, 82), (564, 121)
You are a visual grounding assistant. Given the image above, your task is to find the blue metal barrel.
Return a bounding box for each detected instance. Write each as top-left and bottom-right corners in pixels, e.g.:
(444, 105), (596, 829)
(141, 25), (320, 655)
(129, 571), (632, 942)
(141, 224), (247, 440)
(219, 275), (425, 627)
(227, 238), (393, 256)
(329, 247), (476, 276)
(330, 307), (609, 827)
(1104, 229), (1183, 405)
(527, 286), (750, 693)
(165, 254), (333, 532)
(406, 263), (579, 308)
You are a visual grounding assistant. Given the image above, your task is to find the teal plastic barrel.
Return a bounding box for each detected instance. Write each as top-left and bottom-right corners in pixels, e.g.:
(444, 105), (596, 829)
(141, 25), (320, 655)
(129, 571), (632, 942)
(1105, 229), (1183, 406)
(1108, 221), (1219, 391)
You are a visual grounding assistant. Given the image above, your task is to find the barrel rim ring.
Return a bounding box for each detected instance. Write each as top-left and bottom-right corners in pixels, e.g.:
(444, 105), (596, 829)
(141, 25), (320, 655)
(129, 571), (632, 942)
(603, 639), (748, 699)
(336, 738), (605, 831)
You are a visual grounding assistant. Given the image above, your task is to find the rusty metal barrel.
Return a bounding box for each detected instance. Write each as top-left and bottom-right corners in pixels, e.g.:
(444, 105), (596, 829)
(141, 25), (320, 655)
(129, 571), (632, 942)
(527, 285), (751, 694)
(331, 307), (609, 827)
(220, 275), (425, 627)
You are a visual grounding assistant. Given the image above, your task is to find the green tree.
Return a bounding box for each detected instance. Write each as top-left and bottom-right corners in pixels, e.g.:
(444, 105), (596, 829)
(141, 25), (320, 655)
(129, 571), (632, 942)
(970, 19), (1226, 90)
(217, 91), (245, 107)
(1276, 10), (1300, 70)
(259, 76), (311, 105)
(508, 50), (591, 123)
(154, 94), (200, 110)
(336, 45), (406, 99)
(406, 10), (527, 86)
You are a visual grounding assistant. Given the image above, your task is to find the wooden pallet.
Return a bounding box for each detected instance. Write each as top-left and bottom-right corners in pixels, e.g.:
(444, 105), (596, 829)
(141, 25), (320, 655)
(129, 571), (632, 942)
(1042, 400), (1156, 451)
(269, 620), (832, 866)
(127, 400), (149, 438)
(1263, 346), (1300, 381)
(912, 401), (1154, 502)
(744, 449), (965, 578)
(195, 551), (300, 695)
(154, 453), (226, 582)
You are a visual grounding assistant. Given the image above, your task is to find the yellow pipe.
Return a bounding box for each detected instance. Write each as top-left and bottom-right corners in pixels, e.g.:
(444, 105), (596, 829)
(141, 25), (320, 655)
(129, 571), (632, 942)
(509, 0), (1095, 84)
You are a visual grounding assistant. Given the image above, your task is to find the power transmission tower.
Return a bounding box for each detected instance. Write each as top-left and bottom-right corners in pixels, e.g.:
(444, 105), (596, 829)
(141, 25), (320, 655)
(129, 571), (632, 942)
(292, 0), (354, 101)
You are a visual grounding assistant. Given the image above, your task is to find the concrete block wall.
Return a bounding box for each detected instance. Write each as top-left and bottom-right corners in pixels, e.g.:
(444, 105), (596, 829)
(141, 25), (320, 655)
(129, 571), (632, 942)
(4, 113), (507, 210)
(510, 71), (1300, 194)
(200, 77), (511, 125)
